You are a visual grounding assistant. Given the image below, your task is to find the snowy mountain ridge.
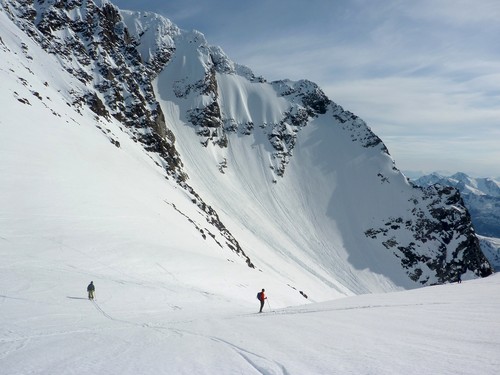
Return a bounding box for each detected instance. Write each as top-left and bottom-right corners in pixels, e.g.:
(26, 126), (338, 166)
(415, 172), (500, 197)
(0, 0), (493, 299)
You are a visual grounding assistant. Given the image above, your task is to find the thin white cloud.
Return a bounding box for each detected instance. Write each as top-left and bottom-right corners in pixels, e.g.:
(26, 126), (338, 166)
(329, 75), (500, 125)
(402, 0), (500, 25)
(383, 133), (500, 178)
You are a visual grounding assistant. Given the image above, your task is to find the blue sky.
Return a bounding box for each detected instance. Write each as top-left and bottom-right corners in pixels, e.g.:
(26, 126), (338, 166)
(113, 0), (500, 178)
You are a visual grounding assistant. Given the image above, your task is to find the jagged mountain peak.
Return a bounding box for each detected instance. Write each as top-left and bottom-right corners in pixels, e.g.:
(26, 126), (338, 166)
(120, 7), (260, 83)
(120, 9), (179, 67)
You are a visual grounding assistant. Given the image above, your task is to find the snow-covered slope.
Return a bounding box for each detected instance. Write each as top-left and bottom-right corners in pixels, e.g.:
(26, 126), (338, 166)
(2, 253), (499, 374)
(0, 5), (269, 306)
(478, 236), (500, 271)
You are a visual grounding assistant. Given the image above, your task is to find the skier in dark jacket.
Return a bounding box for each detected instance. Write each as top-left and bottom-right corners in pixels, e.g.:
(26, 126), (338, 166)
(258, 288), (267, 313)
(87, 281), (95, 300)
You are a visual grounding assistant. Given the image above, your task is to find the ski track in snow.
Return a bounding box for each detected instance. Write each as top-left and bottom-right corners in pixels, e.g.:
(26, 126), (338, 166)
(2, 272), (499, 374)
(79, 294), (449, 375)
(145, 323), (292, 375)
(208, 336), (291, 375)
(255, 301), (450, 317)
(89, 300), (291, 374)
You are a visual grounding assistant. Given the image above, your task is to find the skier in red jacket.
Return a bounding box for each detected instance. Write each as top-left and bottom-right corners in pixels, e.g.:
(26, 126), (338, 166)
(258, 288), (267, 313)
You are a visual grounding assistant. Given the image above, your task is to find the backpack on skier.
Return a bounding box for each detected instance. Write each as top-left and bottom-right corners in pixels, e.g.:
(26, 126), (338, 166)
(257, 292), (262, 300)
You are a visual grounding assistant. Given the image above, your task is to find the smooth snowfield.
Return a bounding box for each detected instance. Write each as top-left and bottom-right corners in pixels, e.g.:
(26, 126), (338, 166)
(1, 271), (499, 374)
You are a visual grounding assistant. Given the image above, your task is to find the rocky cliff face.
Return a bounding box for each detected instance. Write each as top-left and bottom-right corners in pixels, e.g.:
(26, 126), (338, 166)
(1, 0), (493, 285)
(415, 173), (500, 238)
(414, 172), (500, 272)
(3, 0), (183, 177)
(365, 184), (491, 284)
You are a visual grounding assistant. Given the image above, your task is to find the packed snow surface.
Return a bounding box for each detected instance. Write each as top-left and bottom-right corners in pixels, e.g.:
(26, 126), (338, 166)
(1, 265), (499, 374)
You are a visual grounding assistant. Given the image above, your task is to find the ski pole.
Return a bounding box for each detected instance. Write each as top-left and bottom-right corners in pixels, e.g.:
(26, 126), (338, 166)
(267, 299), (271, 311)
